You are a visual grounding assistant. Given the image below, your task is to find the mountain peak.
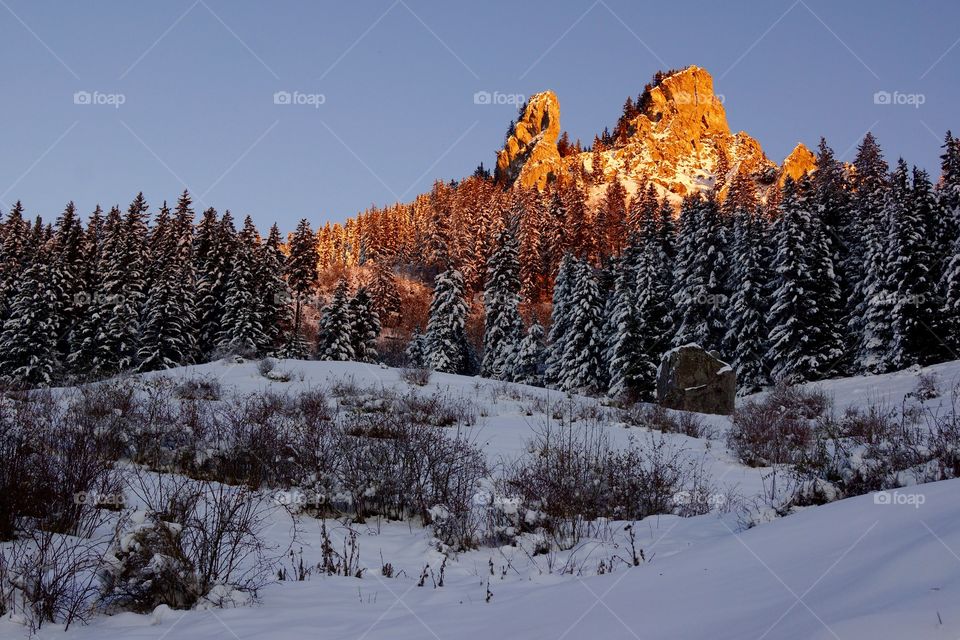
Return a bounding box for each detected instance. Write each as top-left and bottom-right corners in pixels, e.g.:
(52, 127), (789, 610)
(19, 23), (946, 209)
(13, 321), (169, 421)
(780, 142), (818, 184)
(495, 65), (783, 201)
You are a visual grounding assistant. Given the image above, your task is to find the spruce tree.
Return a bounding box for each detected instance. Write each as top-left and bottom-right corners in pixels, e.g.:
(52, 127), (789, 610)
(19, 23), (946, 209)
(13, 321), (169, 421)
(423, 268), (472, 374)
(316, 279), (354, 361)
(368, 258), (401, 327)
(218, 216), (267, 357)
(482, 225), (523, 379)
(256, 223), (291, 354)
(347, 286), (380, 363)
(888, 165), (943, 367)
(606, 250), (644, 399)
(849, 133), (892, 373)
(767, 178), (821, 383)
(725, 204), (769, 393)
(0, 258), (60, 385)
(543, 253), (575, 386)
(509, 321), (546, 386)
(285, 218), (318, 358)
(560, 259), (605, 393)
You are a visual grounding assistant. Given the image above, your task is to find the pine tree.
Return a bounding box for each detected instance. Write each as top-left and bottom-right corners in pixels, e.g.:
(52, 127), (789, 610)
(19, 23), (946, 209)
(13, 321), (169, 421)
(938, 132), (960, 344)
(0, 258), (60, 385)
(137, 197), (198, 372)
(93, 194), (149, 374)
(509, 321), (546, 386)
(482, 225), (523, 379)
(559, 259), (605, 393)
(767, 178), (822, 383)
(316, 279), (354, 361)
(811, 138), (854, 373)
(49, 201), (86, 363)
(423, 268), (472, 374)
(193, 208), (230, 358)
(256, 223), (291, 354)
(367, 258), (401, 327)
(606, 250), (644, 399)
(406, 326), (427, 368)
(348, 286), (380, 363)
(849, 133), (892, 373)
(66, 206), (106, 374)
(285, 218), (318, 358)
(543, 253), (575, 386)
(218, 216), (267, 357)
(888, 164), (943, 367)
(725, 204), (769, 393)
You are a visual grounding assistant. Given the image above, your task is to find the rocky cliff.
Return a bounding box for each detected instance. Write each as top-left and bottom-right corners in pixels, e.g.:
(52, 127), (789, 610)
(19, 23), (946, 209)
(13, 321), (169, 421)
(496, 66), (816, 201)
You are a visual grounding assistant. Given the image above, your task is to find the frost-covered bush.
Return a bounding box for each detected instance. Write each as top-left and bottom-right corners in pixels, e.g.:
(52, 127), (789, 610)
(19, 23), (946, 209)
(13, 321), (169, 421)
(728, 386), (821, 467)
(115, 472), (290, 611)
(498, 416), (709, 548)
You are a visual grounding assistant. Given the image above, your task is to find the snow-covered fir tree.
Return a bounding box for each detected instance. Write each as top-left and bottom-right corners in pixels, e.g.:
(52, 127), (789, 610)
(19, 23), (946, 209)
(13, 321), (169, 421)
(218, 216), (267, 357)
(137, 195), (198, 371)
(888, 164), (943, 367)
(423, 268), (472, 374)
(94, 194), (150, 374)
(509, 321), (545, 386)
(559, 258), (605, 393)
(767, 177), (827, 383)
(482, 225), (523, 379)
(316, 279), (354, 361)
(367, 258), (401, 327)
(347, 286), (380, 363)
(255, 223), (291, 354)
(0, 258), (60, 385)
(405, 326), (427, 368)
(284, 218), (318, 358)
(605, 250), (645, 400)
(849, 133), (893, 373)
(543, 253), (576, 386)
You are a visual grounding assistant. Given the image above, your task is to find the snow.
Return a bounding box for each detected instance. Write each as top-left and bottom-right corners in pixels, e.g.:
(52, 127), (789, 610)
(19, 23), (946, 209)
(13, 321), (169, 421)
(6, 358), (960, 639)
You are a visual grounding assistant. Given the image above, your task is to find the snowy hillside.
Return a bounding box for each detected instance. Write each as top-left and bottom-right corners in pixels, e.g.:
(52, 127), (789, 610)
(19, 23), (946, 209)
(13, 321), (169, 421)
(3, 358), (960, 639)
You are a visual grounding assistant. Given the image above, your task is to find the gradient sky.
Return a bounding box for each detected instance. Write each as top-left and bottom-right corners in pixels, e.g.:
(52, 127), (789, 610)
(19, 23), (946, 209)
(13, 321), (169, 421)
(1, 0), (958, 231)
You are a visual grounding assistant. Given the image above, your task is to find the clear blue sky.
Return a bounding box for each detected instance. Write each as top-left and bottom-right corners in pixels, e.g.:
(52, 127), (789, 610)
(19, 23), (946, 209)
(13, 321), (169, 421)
(1, 0), (957, 231)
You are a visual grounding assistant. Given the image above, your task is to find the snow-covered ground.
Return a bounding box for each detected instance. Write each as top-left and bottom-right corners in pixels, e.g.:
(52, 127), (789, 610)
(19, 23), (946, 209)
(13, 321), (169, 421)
(8, 359), (960, 639)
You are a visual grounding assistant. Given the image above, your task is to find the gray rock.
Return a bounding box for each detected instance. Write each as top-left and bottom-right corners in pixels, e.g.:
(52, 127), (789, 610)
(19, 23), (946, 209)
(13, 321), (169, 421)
(656, 344), (736, 415)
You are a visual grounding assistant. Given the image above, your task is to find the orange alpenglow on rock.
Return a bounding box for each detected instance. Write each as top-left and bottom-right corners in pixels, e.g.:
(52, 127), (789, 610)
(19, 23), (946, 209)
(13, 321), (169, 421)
(496, 65), (810, 203)
(495, 90), (562, 190)
(779, 142), (818, 185)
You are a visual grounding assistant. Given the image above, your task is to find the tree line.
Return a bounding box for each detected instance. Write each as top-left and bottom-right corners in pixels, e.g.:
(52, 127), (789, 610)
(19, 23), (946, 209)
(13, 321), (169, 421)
(0, 130), (958, 395)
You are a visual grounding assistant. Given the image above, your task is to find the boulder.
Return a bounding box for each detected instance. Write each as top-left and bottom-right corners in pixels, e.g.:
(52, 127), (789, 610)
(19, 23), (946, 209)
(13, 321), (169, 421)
(656, 344), (736, 415)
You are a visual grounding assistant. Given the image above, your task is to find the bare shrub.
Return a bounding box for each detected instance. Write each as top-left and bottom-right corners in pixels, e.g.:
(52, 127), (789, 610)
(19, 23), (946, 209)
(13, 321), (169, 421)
(0, 387), (123, 540)
(400, 367), (431, 387)
(620, 404), (713, 439)
(498, 416), (706, 549)
(2, 526), (118, 632)
(728, 387), (820, 467)
(175, 377), (222, 401)
(111, 470), (293, 611)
